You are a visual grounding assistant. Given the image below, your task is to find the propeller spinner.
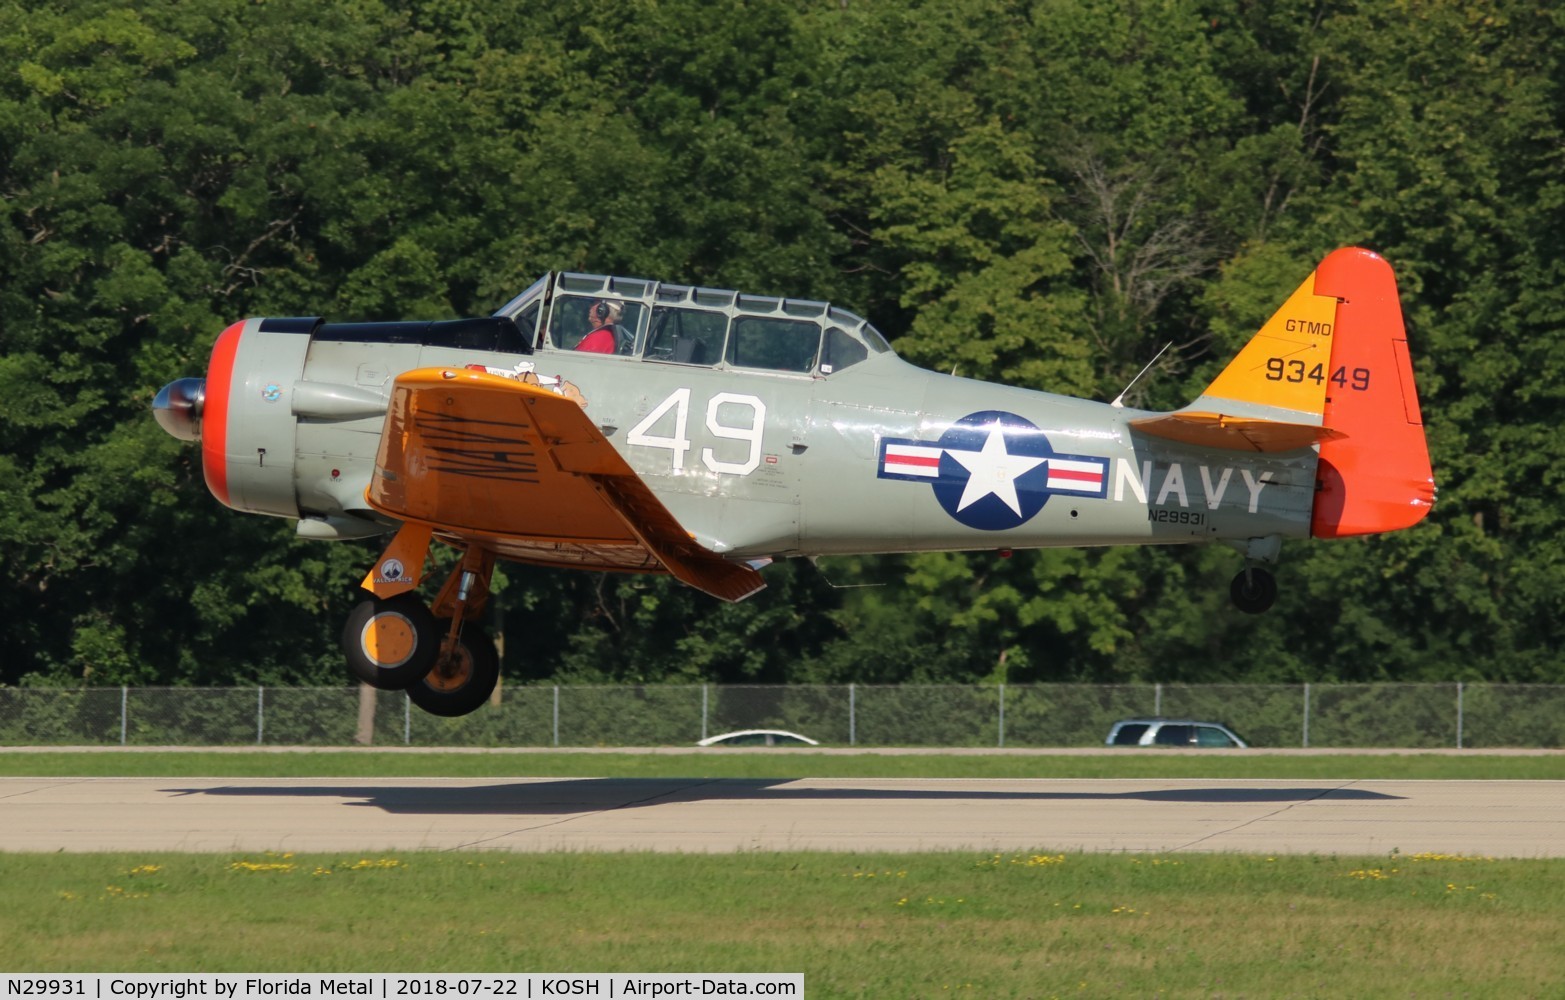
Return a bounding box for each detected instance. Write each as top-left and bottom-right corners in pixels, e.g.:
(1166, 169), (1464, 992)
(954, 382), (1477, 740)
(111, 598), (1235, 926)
(152, 377), (206, 441)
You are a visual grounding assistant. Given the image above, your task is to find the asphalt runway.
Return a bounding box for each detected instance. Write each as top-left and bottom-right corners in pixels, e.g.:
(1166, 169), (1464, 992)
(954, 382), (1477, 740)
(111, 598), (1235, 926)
(2, 776), (1561, 857)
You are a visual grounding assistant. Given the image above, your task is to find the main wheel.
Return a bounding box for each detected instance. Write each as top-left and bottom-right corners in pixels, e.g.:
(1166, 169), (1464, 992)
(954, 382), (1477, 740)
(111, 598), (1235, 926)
(342, 593), (440, 689)
(1230, 566), (1278, 614)
(406, 626), (500, 718)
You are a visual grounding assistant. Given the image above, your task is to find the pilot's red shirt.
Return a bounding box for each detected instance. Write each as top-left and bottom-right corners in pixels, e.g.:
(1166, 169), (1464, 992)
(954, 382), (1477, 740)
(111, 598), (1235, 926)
(575, 327), (615, 353)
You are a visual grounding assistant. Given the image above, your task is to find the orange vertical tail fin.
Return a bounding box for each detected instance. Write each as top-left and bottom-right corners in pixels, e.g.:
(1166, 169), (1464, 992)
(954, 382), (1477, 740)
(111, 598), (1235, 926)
(1309, 248), (1435, 537)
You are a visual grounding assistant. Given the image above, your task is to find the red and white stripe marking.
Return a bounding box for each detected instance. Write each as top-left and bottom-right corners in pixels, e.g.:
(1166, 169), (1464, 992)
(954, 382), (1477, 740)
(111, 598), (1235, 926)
(882, 443), (943, 477)
(1046, 458), (1106, 493)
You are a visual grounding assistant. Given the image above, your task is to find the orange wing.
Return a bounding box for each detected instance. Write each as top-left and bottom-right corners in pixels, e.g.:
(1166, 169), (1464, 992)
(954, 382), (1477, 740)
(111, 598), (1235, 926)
(363, 367), (764, 602)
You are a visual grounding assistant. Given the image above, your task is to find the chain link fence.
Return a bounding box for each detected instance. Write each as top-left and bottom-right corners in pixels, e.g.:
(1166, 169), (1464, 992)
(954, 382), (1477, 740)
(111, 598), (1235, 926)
(1, 683), (1562, 748)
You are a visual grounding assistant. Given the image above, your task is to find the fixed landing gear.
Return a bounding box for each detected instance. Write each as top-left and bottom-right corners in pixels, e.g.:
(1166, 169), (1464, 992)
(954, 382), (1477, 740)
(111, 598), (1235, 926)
(342, 531), (500, 717)
(408, 625), (500, 717)
(343, 592), (440, 689)
(1230, 565), (1278, 614)
(1223, 535), (1281, 614)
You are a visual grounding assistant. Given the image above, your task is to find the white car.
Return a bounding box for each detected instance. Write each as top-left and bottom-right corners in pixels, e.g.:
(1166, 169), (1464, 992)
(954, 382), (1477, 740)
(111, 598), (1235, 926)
(697, 729), (820, 747)
(1105, 718), (1249, 748)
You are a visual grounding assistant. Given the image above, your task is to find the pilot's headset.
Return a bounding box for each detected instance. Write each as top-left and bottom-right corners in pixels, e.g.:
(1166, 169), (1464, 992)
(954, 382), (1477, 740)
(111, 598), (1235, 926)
(592, 299), (621, 325)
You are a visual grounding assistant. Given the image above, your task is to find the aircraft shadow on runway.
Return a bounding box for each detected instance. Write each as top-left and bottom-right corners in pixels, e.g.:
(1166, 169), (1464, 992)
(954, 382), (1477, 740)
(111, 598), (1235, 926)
(164, 779), (1405, 816)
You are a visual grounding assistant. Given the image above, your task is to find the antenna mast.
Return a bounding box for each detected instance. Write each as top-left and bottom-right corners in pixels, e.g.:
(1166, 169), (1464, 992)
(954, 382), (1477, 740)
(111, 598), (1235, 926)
(1110, 342), (1173, 409)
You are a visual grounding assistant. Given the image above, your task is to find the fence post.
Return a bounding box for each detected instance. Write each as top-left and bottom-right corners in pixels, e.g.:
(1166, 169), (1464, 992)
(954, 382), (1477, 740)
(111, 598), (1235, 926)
(553, 685), (560, 747)
(120, 686), (128, 747)
(701, 684), (708, 742)
(998, 684), (1006, 748)
(354, 684), (377, 746)
(849, 684), (856, 747)
(404, 693), (411, 746)
(256, 686), (264, 745)
(1456, 682), (1465, 750)
(1302, 683), (1311, 748)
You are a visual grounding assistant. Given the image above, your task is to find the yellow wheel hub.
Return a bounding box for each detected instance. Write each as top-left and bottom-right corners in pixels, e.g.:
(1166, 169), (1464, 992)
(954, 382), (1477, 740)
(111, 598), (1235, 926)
(425, 647), (473, 692)
(360, 612), (417, 669)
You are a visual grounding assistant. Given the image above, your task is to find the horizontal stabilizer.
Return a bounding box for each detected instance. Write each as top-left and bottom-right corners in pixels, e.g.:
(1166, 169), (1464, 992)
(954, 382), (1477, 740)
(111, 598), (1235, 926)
(1129, 411), (1345, 453)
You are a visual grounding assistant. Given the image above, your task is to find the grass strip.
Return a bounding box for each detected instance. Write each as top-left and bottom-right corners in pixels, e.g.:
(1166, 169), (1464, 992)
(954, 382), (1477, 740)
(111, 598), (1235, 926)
(0, 850), (1558, 997)
(0, 749), (1560, 780)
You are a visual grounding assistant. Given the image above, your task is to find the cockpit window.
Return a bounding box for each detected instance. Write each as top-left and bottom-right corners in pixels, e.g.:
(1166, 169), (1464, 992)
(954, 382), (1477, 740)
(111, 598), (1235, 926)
(828, 306), (891, 354)
(645, 306), (728, 366)
(512, 271), (896, 373)
(549, 294), (646, 355)
(726, 317), (820, 373)
(821, 326), (868, 374)
(494, 273), (549, 322)
(861, 323), (892, 353)
(513, 298), (543, 348)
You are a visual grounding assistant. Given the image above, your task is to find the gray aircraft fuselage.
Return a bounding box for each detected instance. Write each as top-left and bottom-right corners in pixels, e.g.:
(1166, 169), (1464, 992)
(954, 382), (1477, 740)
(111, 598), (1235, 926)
(196, 269), (1312, 567)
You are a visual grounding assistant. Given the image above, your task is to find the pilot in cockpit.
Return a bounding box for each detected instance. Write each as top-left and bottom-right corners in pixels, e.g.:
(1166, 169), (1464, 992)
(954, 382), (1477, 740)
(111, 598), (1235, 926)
(575, 299), (623, 354)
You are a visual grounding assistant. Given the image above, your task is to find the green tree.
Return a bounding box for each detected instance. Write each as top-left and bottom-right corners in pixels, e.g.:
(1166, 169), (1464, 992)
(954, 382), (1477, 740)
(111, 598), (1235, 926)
(4, 0), (1563, 693)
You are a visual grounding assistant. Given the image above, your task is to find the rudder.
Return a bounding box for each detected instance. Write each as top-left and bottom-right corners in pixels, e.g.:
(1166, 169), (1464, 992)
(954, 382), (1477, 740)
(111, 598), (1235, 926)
(1308, 248), (1435, 537)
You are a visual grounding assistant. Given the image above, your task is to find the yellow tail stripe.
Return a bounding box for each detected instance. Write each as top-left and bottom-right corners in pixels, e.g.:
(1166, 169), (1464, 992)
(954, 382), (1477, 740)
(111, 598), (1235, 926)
(1203, 269), (1338, 419)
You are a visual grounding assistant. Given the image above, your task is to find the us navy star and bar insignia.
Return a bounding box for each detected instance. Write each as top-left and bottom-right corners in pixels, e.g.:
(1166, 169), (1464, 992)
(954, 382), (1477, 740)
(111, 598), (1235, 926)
(877, 410), (1109, 531)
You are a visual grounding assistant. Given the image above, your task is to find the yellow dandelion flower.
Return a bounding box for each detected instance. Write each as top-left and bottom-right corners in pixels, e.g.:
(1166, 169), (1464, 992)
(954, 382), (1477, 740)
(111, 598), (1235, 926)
(229, 859), (296, 874)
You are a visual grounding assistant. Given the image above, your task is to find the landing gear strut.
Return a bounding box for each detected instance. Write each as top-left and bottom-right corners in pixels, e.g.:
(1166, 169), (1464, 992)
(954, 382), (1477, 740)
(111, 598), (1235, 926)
(1223, 536), (1281, 614)
(342, 528), (500, 717)
(409, 547), (500, 716)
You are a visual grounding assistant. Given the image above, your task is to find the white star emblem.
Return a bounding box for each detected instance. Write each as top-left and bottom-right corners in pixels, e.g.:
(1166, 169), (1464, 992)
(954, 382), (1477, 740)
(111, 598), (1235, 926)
(946, 422), (1046, 515)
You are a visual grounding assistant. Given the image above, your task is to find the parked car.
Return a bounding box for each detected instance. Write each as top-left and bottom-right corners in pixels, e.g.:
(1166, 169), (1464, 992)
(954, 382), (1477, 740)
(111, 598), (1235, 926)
(697, 729), (820, 747)
(1105, 718), (1249, 748)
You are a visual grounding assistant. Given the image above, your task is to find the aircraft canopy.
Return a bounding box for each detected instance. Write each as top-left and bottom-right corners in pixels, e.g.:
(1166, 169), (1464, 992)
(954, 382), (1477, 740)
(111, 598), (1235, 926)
(495, 272), (894, 376)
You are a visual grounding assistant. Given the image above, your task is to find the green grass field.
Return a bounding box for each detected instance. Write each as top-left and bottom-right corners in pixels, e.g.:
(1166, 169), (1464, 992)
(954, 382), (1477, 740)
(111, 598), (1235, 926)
(1, 750), (1561, 996)
(1, 748), (1560, 780)
(1, 850), (1559, 997)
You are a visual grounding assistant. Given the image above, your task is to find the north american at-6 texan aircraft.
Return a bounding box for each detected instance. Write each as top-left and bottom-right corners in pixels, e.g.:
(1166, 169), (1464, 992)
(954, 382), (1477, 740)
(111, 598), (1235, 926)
(153, 247), (1433, 717)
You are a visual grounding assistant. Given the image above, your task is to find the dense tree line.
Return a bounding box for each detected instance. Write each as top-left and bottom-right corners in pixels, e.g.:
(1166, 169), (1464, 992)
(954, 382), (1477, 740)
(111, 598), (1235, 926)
(3, 0), (1562, 689)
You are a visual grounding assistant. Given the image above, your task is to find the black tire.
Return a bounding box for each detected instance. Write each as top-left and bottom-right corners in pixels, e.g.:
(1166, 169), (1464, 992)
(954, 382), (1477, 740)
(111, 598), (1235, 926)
(341, 593), (439, 689)
(406, 626), (500, 718)
(1230, 567), (1278, 614)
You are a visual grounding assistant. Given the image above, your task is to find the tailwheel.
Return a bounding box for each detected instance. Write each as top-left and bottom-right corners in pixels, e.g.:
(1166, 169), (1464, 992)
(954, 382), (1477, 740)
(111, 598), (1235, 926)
(342, 592), (439, 689)
(1230, 566), (1278, 614)
(407, 626), (500, 718)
